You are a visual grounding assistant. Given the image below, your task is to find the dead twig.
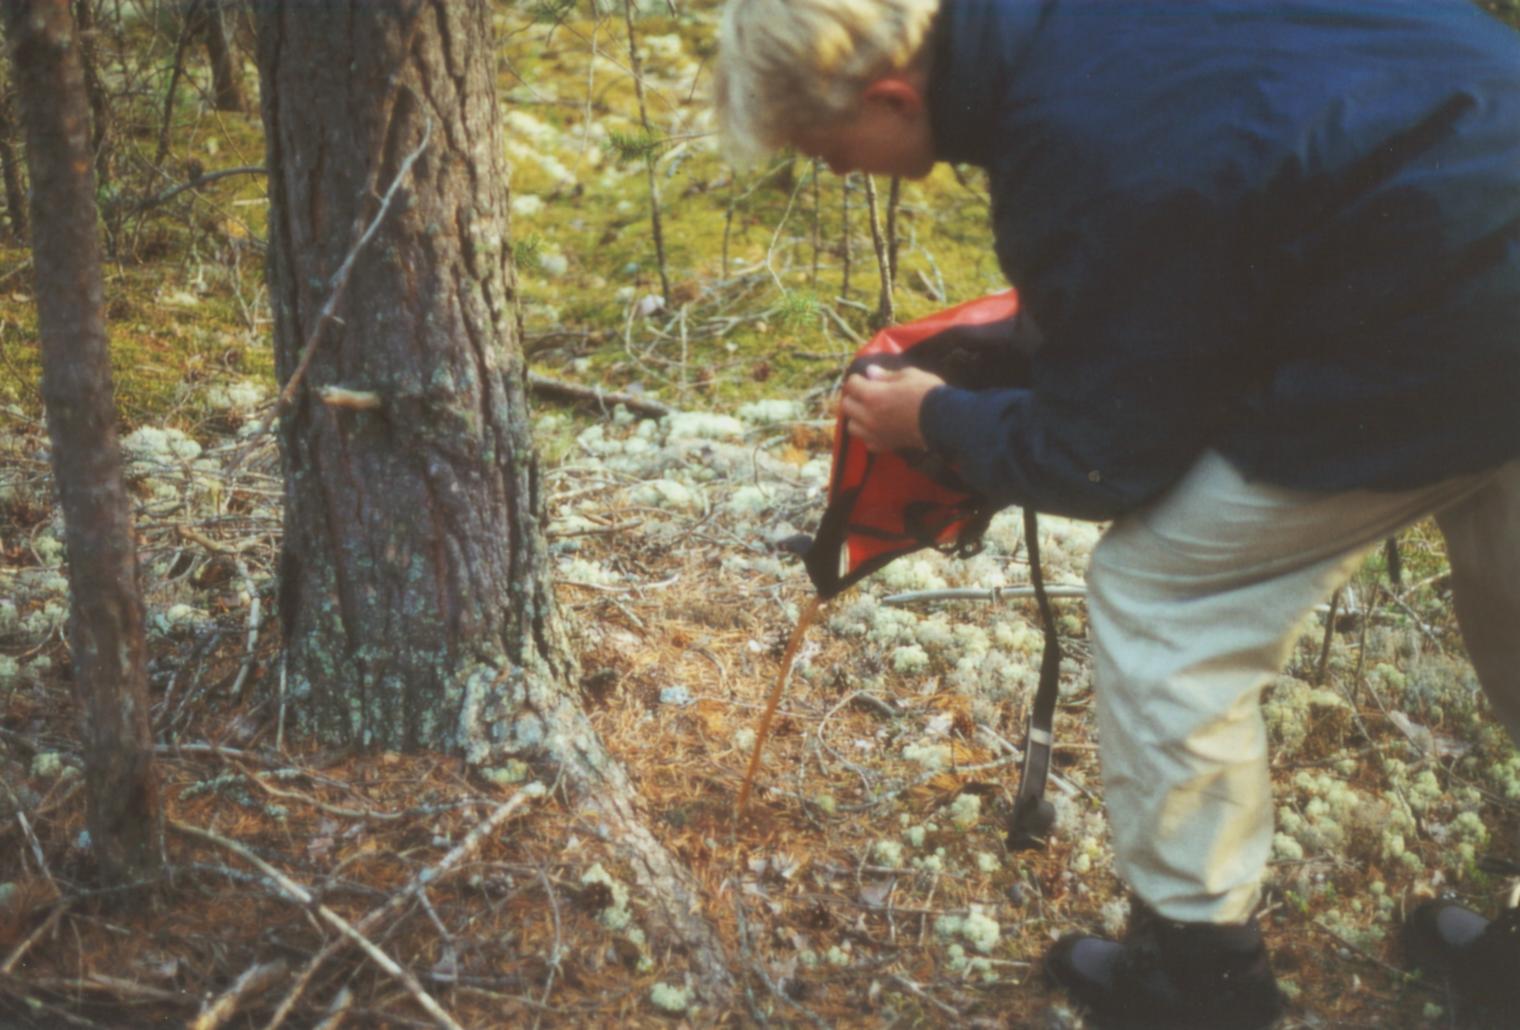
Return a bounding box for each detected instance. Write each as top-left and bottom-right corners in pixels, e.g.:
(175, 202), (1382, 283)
(1, 900), (69, 975)
(527, 371), (671, 419)
(132, 165), (266, 214)
(228, 558), (261, 699)
(259, 784), (546, 1030)
(190, 959), (290, 1030)
(169, 817), (468, 1030)
(730, 886), (831, 1030)
(882, 585), (1088, 606)
(888, 973), (964, 1020)
(0, 778), (56, 893)
(311, 985), (354, 1030)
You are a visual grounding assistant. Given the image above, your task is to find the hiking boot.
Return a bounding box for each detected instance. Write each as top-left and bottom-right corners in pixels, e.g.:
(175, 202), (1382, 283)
(1045, 902), (1284, 1029)
(1403, 898), (1520, 1022)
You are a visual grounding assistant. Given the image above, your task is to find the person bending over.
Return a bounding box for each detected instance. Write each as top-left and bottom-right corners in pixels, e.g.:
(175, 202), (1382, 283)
(715, 1), (1520, 1026)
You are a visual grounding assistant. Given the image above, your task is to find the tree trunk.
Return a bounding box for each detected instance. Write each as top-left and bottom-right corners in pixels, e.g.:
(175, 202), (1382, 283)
(71, 0), (111, 189)
(0, 93), (28, 239)
(253, 0), (735, 1002)
(154, 4), (194, 167)
(254, 0), (572, 752)
(4, 0), (160, 884)
(201, 0), (245, 112)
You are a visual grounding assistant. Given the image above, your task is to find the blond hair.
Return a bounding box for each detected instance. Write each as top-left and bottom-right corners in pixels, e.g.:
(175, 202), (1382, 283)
(714, 0), (941, 160)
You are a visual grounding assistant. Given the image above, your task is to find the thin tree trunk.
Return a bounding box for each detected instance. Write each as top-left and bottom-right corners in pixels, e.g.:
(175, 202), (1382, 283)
(0, 96), (28, 239)
(810, 158), (820, 289)
(4, 0), (161, 884)
(202, 0), (245, 112)
(155, 2), (196, 166)
(840, 172), (853, 299)
(71, 0), (111, 188)
(256, 0), (572, 751)
(621, 0), (670, 306)
(864, 174), (894, 327)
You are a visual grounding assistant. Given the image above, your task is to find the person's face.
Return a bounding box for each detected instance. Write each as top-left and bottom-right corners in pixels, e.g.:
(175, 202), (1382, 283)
(790, 75), (937, 179)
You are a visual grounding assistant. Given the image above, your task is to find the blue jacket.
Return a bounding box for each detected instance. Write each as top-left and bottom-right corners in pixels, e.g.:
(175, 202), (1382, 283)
(919, 0), (1520, 520)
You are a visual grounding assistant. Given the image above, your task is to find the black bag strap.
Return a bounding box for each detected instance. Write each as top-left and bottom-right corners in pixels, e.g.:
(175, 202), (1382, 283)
(1006, 507), (1060, 851)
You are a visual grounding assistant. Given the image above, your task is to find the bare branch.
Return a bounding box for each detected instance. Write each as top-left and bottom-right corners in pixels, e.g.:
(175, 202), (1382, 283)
(170, 817), (470, 1030)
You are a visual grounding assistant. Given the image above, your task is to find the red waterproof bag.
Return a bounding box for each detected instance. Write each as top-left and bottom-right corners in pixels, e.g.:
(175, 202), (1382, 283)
(801, 290), (1028, 599)
(800, 292), (1060, 849)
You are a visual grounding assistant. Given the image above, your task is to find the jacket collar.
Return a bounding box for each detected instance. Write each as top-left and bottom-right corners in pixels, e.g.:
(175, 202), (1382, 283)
(928, 0), (1046, 167)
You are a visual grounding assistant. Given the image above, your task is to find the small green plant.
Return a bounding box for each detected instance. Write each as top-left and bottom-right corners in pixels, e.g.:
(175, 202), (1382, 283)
(775, 289), (820, 332)
(607, 129), (663, 163)
(513, 232), (545, 270)
(528, 0), (576, 24)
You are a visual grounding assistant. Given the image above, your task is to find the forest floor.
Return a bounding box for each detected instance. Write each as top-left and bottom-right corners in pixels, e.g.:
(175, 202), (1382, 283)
(3, 382), (1519, 1028)
(3, 1), (1520, 1027)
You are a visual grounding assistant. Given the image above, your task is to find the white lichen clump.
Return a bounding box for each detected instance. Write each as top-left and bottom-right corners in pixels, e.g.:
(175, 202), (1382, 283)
(154, 602), (208, 636)
(879, 557), (949, 594)
(891, 644), (930, 675)
(872, 839), (904, 867)
(204, 380), (266, 413)
(1262, 676), (1349, 755)
(579, 864), (632, 931)
(122, 425), (203, 464)
(947, 792), (982, 831)
(737, 399), (802, 424)
(902, 742), (952, 771)
(648, 982), (691, 1014)
(936, 905), (1001, 953)
(726, 484), (773, 517)
(664, 412), (743, 441)
(628, 478), (702, 512)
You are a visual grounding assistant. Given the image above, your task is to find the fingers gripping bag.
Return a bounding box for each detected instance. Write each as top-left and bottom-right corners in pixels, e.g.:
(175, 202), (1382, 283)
(801, 290), (1035, 599)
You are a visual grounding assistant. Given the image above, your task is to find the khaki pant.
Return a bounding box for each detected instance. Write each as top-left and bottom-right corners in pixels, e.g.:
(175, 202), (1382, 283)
(1086, 451), (1520, 924)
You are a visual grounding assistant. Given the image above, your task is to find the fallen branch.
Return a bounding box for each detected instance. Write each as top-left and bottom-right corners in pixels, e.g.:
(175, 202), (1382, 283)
(883, 585), (1087, 607)
(132, 165), (266, 214)
(190, 959), (289, 1030)
(888, 973), (964, 1020)
(169, 817), (469, 1030)
(527, 371), (671, 419)
(311, 985), (354, 1030)
(822, 303), (864, 344)
(228, 558), (261, 699)
(1, 900), (68, 975)
(730, 888), (831, 1030)
(0, 778), (56, 892)
(259, 784), (546, 1030)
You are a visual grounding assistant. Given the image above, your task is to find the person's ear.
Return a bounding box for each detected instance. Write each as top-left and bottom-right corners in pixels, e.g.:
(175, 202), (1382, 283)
(861, 75), (925, 116)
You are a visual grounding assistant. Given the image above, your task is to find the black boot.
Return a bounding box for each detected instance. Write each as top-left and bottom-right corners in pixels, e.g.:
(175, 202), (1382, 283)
(1403, 898), (1520, 1023)
(1045, 902), (1284, 1029)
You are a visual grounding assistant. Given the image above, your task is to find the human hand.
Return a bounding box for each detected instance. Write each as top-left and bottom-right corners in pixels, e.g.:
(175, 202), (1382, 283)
(839, 363), (946, 453)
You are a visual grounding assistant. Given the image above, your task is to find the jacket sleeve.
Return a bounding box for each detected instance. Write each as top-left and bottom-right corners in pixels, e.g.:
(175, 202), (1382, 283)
(918, 187), (1259, 521)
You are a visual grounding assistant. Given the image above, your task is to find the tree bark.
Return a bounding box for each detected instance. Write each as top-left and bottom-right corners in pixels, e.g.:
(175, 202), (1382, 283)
(200, 0), (246, 112)
(70, 0), (111, 189)
(252, 1), (735, 1001)
(254, 0), (572, 752)
(4, 0), (160, 884)
(0, 92), (28, 239)
(154, 3), (195, 167)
